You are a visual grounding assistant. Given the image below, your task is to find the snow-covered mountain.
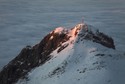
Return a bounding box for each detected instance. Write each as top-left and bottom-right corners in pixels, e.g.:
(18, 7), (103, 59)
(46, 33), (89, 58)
(1, 23), (125, 84)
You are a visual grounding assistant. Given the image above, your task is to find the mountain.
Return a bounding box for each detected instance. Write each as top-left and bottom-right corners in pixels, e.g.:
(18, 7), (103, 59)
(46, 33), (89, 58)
(1, 23), (125, 84)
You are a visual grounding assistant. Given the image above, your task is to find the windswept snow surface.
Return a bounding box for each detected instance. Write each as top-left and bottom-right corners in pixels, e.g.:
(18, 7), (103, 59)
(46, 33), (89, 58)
(17, 24), (125, 84)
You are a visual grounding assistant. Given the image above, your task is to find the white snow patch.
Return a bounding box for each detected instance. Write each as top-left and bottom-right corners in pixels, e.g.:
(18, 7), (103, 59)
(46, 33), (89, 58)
(49, 36), (53, 40)
(54, 27), (64, 34)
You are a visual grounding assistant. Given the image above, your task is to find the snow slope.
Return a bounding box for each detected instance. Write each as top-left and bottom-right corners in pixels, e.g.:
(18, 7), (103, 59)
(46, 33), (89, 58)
(17, 24), (125, 84)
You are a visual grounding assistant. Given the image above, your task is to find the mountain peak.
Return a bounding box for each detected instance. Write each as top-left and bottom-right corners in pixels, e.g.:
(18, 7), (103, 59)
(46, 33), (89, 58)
(0, 23), (115, 84)
(53, 27), (65, 34)
(51, 23), (87, 42)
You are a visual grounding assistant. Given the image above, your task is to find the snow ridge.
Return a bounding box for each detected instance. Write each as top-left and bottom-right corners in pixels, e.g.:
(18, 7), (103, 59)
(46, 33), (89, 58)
(0, 23), (119, 84)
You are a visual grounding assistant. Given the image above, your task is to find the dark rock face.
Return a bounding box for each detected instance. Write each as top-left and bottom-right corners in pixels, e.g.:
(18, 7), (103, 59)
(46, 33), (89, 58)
(93, 31), (115, 49)
(78, 27), (115, 49)
(0, 30), (70, 84)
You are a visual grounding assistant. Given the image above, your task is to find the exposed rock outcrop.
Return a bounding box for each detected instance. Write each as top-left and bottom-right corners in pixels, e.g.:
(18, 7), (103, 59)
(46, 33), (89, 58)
(78, 25), (115, 49)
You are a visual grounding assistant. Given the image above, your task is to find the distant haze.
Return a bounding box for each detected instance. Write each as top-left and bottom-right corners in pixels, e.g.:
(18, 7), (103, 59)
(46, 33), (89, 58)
(0, 0), (125, 70)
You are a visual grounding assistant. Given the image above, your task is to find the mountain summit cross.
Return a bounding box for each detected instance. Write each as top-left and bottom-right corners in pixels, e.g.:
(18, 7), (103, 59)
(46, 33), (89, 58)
(82, 17), (84, 24)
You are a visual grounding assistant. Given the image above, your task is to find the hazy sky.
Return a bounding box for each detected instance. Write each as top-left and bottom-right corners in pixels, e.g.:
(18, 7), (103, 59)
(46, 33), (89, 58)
(0, 0), (125, 70)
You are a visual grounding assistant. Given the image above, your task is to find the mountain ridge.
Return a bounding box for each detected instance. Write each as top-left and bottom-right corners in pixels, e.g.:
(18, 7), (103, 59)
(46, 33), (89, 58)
(0, 23), (115, 84)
